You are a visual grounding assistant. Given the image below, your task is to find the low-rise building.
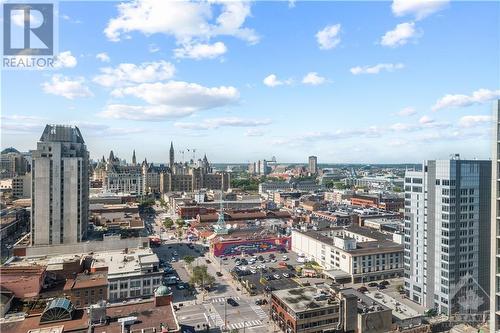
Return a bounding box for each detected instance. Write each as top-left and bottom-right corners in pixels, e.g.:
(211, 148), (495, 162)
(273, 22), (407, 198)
(91, 248), (163, 301)
(0, 287), (180, 333)
(292, 225), (403, 283)
(0, 265), (46, 299)
(270, 286), (358, 333)
(63, 271), (108, 308)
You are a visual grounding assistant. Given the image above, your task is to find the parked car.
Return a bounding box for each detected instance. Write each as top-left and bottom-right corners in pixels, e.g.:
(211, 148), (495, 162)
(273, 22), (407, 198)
(273, 274), (281, 280)
(368, 282), (378, 287)
(227, 298), (239, 306)
(377, 284), (387, 290)
(205, 259), (211, 264)
(379, 280), (390, 286)
(357, 286), (368, 293)
(282, 272), (290, 278)
(216, 271), (223, 277)
(255, 299), (268, 305)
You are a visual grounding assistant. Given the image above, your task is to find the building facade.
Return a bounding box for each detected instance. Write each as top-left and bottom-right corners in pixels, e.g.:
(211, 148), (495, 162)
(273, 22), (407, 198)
(491, 100), (500, 331)
(404, 158), (491, 316)
(31, 125), (89, 245)
(308, 156), (318, 174)
(91, 248), (163, 302)
(270, 286), (359, 333)
(0, 147), (30, 179)
(291, 226), (403, 283)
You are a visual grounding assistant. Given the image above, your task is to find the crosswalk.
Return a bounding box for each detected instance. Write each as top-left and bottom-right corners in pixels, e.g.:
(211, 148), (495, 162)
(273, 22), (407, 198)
(208, 296), (241, 303)
(226, 320), (263, 330)
(203, 304), (224, 327)
(249, 303), (268, 319)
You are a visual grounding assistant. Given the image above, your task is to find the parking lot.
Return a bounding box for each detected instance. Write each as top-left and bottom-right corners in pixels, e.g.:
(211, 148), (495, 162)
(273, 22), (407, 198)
(212, 251), (305, 295)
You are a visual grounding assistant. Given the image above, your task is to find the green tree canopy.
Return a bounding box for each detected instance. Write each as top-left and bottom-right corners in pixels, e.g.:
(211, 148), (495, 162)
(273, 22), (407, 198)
(190, 265), (215, 286)
(164, 218), (174, 229)
(183, 255), (196, 265)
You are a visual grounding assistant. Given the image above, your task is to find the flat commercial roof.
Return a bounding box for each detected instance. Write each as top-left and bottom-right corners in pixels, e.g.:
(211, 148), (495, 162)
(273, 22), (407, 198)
(294, 226), (403, 255)
(272, 286), (339, 313)
(91, 248), (159, 279)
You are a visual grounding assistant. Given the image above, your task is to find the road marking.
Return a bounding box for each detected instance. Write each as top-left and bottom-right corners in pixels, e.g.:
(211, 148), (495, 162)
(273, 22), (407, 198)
(203, 303), (224, 327)
(209, 296), (240, 303)
(249, 303), (268, 319)
(203, 313), (209, 324)
(228, 320), (263, 330)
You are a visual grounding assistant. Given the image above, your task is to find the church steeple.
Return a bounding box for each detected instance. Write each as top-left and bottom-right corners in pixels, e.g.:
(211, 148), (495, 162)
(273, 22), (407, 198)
(169, 142), (175, 168)
(132, 150), (137, 165)
(108, 150), (115, 162)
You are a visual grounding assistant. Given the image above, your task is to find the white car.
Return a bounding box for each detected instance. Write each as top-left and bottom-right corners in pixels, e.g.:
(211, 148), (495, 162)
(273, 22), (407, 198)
(250, 269), (257, 274)
(282, 272), (290, 278)
(273, 274), (281, 279)
(282, 256), (288, 261)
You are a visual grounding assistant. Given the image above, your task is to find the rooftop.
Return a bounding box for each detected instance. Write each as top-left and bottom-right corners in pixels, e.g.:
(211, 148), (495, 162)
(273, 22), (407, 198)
(64, 272), (108, 290)
(272, 286), (339, 313)
(1, 298), (179, 333)
(91, 248), (159, 278)
(295, 225), (403, 255)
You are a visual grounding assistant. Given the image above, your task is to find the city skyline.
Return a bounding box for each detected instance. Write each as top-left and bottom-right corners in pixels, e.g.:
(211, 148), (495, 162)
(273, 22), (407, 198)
(2, 0), (499, 163)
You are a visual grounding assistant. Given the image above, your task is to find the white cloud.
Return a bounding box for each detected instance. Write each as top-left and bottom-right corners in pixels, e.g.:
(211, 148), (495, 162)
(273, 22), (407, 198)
(1, 114), (45, 122)
(432, 88), (500, 111)
(54, 51), (77, 68)
(350, 63), (404, 75)
(302, 72), (327, 85)
(392, 0), (449, 20)
(41, 75), (93, 99)
(263, 74), (292, 87)
(316, 24), (341, 50)
(111, 81), (239, 107)
(100, 104), (197, 121)
(419, 115), (434, 124)
(93, 61), (175, 87)
(104, 0), (258, 44)
(101, 81), (239, 121)
(397, 107), (417, 116)
(11, 10), (41, 27)
(380, 22), (418, 47)
(245, 128), (265, 137)
(96, 52), (110, 63)
(390, 123), (417, 132)
(458, 115), (492, 128)
(174, 41), (227, 60)
(174, 117), (271, 130)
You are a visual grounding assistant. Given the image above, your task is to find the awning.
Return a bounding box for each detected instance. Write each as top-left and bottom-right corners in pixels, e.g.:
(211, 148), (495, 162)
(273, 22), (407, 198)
(323, 269), (351, 280)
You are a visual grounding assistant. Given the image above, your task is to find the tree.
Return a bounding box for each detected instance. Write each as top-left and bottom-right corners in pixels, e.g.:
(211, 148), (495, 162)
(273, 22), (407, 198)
(190, 265), (215, 287)
(183, 255), (195, 266)
(175, 218), (184, 228)
(164, 218), (174, 229)
(333, 182), (349, 190)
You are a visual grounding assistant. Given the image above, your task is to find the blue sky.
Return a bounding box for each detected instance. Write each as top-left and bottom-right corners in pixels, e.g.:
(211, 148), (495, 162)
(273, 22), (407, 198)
(2, 0), (499, 164)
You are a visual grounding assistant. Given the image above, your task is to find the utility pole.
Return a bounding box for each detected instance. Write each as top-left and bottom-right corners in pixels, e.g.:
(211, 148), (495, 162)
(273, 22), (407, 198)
(224, 296), (227, 332)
